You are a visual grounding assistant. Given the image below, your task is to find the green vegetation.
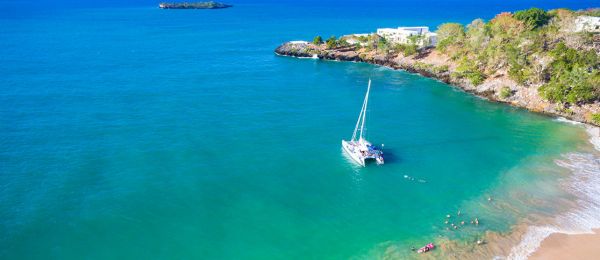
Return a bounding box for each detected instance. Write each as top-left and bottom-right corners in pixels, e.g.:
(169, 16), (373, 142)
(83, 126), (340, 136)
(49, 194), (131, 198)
(592, 113), (600, 125)
(337, 38), (349, 47)
(377, 37), (388, 51)
(318, 33), (420, 56)
(392, 43), (418, 56)
(433, 65), (449, 74)
(313, 36), (323, 45)
(453, 57), (486, 85)
(513, 8), (550, 29)
(538, 42), (599, 104)
(435, 7), (600, 105)
(307, 7), (600, 107)
(413, 62), (434, 71)
(326, 36), (337, 49)
(323, 35), (352, 49)
(436, 23), (465, 52)
(500, 86), (513, 99)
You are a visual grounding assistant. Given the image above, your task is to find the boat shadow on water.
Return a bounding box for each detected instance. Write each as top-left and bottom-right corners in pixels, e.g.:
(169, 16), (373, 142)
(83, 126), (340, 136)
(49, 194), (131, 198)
(380, 148), (400, 164)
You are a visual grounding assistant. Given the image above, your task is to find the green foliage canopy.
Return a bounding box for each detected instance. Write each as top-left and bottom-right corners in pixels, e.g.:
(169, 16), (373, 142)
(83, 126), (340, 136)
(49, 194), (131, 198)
(513, 8), (550, 29)
(313, 36), (323, 45)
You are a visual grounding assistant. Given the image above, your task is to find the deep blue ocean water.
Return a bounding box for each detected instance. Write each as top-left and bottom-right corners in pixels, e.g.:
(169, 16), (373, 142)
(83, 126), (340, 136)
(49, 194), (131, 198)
(1, 0), (598, 258)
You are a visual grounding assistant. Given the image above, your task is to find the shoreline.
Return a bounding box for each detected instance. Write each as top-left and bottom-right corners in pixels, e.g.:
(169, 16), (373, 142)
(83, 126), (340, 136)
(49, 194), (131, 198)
(274, 42), (600, 126)
(514, 125), (600, 259)
(275, 42), (600, 259)
(530, 229), (600, 260)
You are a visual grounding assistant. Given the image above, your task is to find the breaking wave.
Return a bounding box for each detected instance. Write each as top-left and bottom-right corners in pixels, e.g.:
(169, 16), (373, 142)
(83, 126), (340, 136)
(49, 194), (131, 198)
(507, 126), (600, 260)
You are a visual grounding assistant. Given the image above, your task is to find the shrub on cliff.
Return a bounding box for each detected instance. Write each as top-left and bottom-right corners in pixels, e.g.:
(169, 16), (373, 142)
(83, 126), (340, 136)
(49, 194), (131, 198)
(436, 23), (465, 52)
(454, 58), (486, 85)
(338, 38), (350, 47)
(592, 113), (600, 125)
(326, 36), (337, 49)
(433, 65), (449, 74)
(538, 43), (600, 104)
(313, 36), (323, 45)
(465, 19), (488, 51)
(377, 37), (388, 52)
(513, 8), (550, 29)
(433, 7), (599, 105)
(500, 86), (513, 98)
(539, 67), (599, 104)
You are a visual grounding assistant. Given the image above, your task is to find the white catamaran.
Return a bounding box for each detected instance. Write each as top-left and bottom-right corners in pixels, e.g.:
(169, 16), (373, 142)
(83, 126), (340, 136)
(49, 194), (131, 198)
(342, 79), (384, 167)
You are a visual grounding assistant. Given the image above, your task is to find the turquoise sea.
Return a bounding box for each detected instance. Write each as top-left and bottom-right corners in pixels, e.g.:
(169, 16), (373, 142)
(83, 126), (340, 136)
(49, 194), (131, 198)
(1, 1), (599, 259)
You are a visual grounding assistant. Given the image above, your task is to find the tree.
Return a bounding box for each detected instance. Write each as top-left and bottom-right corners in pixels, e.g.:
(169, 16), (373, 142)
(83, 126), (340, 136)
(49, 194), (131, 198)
(377, 36), (388, 50)
(539, 67), (598, 104)
(326, 36), (337, 49)
(454, 57), (486, 85)
(313, 36), (323, 45)
(338, 38), (349, 47)
(489, 12), (526, 37)
(466, 19), (488, 50)
(538, 43), (600, 103)
(513, 8), (550, 29)
(436, 23), (465, 51)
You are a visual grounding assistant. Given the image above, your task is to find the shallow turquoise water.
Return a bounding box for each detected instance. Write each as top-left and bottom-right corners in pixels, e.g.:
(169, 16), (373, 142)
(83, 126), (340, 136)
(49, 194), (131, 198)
(0, 1), (596, 259)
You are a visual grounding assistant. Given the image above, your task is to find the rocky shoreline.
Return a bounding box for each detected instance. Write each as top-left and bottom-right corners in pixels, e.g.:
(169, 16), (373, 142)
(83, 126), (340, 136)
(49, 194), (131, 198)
(158, 1), (232, 9)
(275, 41), (600, 126)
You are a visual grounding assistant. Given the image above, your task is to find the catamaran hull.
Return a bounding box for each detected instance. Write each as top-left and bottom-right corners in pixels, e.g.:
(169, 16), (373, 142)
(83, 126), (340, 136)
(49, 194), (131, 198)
(341, 140), (366, 167)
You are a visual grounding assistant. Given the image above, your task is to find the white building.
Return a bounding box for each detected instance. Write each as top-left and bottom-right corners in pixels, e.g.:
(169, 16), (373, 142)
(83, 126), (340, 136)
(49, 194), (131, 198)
(376, 26), (437, 47)
(575, 16), (600, 33)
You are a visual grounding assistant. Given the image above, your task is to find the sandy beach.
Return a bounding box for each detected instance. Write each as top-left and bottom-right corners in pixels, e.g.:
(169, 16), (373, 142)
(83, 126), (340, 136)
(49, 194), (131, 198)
(530, 229), (600, 260)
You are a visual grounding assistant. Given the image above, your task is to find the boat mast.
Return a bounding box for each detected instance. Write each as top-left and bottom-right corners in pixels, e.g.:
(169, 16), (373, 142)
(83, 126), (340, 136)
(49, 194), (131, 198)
(351, 79), (370, 141)
(359, 79), (371, 140)
(351, 92), (366, 141)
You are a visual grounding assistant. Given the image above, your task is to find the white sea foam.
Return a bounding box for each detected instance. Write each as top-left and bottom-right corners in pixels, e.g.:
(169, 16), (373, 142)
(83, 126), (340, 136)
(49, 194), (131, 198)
(297, 55), (319, 60)
(507, 125), (600, 260)
(553, 117), (583, 125)
(508, 226), (557, 260)
(586, 125), (600, 151)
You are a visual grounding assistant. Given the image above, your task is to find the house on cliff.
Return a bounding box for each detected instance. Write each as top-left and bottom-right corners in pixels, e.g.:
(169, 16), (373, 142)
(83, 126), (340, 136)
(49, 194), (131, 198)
(376, 26), (437, 47)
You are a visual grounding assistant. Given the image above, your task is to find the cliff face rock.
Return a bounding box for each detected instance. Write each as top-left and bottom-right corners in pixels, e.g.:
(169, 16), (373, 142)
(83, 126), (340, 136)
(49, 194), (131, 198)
(275, 41), (600, 126)
(274, 42), (319, 58)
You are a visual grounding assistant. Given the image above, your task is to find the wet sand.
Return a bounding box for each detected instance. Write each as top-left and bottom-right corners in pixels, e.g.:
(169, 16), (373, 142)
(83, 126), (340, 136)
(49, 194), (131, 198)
(529, 229), (600, 260)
